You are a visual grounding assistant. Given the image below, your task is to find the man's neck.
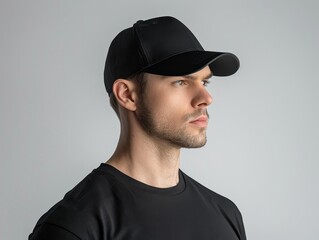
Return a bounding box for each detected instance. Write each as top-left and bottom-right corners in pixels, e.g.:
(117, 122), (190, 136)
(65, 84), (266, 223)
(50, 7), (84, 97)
(107, 131), (181, 188)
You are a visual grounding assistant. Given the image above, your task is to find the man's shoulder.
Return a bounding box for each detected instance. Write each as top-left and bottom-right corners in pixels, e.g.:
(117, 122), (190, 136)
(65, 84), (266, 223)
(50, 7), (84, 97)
(65, 163), (120, 199)
(29, 164), (119, 239)
(181, 171), (242, 216)
(46, 163), (121, 214)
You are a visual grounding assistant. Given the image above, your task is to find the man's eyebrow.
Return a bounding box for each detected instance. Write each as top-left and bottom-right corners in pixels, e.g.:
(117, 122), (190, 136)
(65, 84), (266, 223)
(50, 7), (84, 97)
(182, 71), (214, 80)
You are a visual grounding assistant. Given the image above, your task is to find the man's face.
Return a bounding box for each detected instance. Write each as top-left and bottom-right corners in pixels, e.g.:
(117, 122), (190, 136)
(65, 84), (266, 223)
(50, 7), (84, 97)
(135, 66), (213, 148)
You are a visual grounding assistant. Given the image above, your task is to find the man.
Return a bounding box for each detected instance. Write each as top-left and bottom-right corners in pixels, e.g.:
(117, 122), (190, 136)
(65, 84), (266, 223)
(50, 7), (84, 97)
(29, 16), (246, 239)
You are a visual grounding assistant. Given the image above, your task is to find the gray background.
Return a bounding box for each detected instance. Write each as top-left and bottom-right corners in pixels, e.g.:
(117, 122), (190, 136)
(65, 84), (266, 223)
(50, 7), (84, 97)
(1, 0), (318, 239)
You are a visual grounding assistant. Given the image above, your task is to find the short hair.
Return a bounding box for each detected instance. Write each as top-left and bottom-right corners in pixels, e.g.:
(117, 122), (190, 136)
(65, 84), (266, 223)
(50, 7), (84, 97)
(109, 72), (146, 118)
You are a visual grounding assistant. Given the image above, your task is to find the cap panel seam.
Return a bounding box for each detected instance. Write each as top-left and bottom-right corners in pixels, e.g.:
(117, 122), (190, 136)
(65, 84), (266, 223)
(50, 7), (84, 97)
(133, 24), (149, 66)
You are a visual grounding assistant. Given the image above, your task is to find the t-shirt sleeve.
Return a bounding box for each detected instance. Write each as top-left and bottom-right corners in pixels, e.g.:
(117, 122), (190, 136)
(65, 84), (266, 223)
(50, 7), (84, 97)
(28, 223), (81, 240)
(236, 207), (247, 240)
(216, 195), (247, 240)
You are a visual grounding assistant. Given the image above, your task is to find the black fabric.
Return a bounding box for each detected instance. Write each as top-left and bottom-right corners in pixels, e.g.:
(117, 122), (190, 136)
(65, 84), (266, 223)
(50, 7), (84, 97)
(29, 164), (246, 240)
(104, 16), (240, 95)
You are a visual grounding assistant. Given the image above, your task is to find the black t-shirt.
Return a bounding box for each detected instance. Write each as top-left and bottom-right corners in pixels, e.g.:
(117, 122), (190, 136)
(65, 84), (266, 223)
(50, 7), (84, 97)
(29, 164), (246, 240)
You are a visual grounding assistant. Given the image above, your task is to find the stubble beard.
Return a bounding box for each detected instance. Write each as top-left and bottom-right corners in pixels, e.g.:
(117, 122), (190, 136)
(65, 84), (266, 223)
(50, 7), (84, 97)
(136, 97), (208, 149)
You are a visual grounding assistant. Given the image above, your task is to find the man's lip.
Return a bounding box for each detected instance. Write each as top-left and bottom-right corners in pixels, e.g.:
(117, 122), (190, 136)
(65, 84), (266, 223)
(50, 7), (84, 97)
(189, 115), (208, 123)
(189, 115), (209, 127)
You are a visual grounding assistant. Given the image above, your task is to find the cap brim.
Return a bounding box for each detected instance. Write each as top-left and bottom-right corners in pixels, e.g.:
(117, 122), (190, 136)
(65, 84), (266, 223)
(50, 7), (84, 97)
(143, 51), (240, 77)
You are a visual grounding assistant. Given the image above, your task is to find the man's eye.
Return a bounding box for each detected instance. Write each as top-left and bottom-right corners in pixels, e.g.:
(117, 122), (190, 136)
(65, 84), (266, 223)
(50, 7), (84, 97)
(202, 80), (210, 87)
(174, 80), (187, 86)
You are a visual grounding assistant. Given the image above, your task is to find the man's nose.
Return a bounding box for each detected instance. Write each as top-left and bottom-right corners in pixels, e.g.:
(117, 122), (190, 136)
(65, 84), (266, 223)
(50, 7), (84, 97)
(191, 86), (213, 108)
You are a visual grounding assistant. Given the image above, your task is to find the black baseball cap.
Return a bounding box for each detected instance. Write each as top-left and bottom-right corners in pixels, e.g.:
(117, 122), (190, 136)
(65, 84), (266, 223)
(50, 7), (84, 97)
(104, 16), (239, 95)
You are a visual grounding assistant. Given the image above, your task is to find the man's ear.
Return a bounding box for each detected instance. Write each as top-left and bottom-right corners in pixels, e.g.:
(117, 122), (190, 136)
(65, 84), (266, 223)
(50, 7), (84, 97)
(112, 79), (137, 111)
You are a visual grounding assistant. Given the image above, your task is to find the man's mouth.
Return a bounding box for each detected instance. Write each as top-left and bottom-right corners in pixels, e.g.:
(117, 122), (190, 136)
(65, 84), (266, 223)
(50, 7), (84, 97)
(189, 115), (208, 127)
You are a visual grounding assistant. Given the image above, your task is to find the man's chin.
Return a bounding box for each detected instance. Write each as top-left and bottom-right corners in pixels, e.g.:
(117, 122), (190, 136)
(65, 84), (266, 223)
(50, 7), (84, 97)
(178, 135), (207, 149)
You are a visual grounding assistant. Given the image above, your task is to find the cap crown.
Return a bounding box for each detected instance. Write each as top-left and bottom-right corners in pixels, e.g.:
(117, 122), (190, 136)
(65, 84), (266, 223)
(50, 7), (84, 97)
(134, 17), (203, 65)
(104, 16), (240, 95)
(104, 16), (204, 94)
